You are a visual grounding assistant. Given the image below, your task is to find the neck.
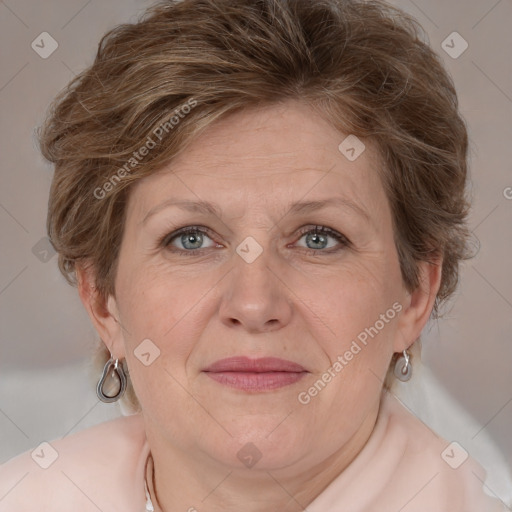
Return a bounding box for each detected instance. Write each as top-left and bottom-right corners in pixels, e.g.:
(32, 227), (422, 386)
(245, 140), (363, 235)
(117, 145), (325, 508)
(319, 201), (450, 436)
(144, 399), (381, 512)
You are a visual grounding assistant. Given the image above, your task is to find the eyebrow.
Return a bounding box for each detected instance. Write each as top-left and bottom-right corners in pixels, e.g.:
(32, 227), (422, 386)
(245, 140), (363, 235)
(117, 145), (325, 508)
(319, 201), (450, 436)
(142, 197), (371, 226)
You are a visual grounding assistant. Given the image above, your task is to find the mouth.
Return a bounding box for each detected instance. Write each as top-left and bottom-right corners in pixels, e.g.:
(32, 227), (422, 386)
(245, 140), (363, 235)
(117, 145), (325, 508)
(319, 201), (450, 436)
(202, 356), (308, 392)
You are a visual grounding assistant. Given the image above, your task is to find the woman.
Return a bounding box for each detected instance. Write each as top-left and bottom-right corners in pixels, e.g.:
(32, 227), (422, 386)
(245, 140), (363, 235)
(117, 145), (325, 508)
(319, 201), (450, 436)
(0, 0), (508, 510)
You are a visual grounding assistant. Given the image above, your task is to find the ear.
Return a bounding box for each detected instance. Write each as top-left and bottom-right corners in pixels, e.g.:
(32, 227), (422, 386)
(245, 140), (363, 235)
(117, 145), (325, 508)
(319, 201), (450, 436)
(393, 256), (443, 353)
(76, 262), (126, 360)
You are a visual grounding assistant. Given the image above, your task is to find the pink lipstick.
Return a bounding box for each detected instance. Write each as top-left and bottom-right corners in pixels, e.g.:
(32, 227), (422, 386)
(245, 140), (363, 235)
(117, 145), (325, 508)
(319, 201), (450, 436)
(203, 356), (308, 391)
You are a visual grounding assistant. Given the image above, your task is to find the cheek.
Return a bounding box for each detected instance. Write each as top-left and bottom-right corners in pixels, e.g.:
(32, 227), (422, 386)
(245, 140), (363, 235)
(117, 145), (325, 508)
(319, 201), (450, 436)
(115, 265), (206, 382)
(311, 263), (400, 368)
(118, 262), (193, 330)
(117, 270), (203, 420)
(314, 257), (399, 325)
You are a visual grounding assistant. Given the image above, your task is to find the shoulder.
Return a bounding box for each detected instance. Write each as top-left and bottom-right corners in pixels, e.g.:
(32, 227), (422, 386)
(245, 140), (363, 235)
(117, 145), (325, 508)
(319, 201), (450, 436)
(382, 391), (508, 511)
(0, 413), (148, 512)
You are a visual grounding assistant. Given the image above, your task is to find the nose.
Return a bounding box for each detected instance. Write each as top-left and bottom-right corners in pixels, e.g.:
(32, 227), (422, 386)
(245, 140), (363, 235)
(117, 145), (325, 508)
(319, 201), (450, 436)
(218, 246), (293, 333)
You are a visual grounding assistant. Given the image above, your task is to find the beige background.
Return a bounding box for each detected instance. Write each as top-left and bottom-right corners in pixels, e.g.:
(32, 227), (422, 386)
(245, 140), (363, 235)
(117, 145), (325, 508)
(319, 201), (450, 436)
(0, 0), (511, 504)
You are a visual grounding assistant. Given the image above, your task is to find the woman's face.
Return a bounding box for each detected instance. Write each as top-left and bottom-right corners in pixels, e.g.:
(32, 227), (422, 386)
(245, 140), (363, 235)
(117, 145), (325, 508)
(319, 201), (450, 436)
(87, 100), (437, 473)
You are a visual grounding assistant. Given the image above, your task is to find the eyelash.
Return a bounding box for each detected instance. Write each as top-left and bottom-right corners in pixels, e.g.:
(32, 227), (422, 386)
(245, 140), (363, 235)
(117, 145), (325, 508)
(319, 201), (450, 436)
(158, 225), (351, 256)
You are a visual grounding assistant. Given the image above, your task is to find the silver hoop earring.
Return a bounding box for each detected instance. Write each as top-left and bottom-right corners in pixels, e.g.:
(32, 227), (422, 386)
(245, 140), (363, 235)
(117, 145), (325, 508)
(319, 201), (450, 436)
(97, 357), (127, 403)
(394, 349), (412, 382)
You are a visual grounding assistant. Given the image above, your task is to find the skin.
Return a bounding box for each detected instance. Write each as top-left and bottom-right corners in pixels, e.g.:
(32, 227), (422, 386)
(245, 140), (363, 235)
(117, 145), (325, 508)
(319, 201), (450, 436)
(78, 99), (441, 512)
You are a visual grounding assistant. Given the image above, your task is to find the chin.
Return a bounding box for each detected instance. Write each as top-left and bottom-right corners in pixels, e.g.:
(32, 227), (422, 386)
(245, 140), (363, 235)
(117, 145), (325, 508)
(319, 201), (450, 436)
(203, 421), (307, 470)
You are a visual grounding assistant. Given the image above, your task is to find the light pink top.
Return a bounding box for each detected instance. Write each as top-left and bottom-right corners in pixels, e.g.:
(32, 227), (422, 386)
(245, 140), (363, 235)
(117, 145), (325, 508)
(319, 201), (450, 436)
(0, 391), (508, 511)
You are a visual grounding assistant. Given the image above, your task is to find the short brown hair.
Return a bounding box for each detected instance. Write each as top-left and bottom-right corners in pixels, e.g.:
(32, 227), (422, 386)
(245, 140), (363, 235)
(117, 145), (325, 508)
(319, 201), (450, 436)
(38, 0), (474, 412)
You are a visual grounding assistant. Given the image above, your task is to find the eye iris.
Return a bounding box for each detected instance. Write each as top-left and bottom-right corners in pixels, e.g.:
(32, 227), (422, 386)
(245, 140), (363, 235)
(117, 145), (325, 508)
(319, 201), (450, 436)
(306, 232), (328, 250)
(182, 231), (203, 250)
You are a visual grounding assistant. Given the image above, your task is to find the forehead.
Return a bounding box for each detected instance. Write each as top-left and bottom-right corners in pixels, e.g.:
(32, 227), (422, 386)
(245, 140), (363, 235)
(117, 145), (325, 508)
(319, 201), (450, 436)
(127, 100), (387, 222)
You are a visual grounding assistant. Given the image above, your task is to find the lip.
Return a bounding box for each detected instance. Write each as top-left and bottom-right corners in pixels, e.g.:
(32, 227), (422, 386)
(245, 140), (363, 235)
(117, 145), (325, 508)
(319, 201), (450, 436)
(203, 356), (308, 391)
(204, 356), (307, 373)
